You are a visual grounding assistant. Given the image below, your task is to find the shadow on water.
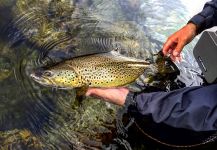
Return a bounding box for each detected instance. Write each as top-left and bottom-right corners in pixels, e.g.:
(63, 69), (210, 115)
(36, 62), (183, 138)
(0, 0), (215, 149)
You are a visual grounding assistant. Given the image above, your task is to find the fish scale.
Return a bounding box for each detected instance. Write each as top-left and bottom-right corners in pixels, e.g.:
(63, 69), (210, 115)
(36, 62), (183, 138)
(72, 56), (148, 87)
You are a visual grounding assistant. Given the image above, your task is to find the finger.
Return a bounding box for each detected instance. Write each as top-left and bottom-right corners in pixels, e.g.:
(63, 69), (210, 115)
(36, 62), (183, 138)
(170, 55), (176, 62)
(86, 88), (114, 102)
(175, 55), (182, 63)
(162, 39), (175, 56)
(170, 54), (182, 62)
(85, 88), (98, 96)
(86, 88), (111, 96)
(172, 41), (185, 57)
(168, 48), (172, 55)
(85, 90), (92, 96)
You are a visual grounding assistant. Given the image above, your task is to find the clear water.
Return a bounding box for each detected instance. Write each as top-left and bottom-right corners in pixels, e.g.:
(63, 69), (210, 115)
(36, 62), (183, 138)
(0, 0), (214, 149)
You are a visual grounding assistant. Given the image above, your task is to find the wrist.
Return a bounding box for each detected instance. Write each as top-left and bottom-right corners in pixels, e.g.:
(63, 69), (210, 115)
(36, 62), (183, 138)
(187, 22), (198, 35)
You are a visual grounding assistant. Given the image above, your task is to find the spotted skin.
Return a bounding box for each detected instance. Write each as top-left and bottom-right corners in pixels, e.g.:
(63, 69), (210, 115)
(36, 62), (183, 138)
(31, 51), (150, 88)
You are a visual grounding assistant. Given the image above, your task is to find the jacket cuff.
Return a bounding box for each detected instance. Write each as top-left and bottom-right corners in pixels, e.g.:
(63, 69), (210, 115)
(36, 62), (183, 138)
(124, 91), (137, 107)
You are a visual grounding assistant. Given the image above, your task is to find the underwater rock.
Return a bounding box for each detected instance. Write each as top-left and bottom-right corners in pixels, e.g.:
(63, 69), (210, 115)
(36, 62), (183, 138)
(9, 0), (156, 66)
(0, 55), (13, 81)
(0, 129), (44, 149)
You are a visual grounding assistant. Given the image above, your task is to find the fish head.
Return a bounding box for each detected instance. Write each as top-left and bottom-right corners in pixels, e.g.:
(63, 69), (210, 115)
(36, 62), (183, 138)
(30, 67), (80, 89)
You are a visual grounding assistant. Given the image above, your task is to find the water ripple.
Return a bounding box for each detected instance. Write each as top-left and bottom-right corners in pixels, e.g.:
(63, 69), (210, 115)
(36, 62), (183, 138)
(0, 0), (210, 149)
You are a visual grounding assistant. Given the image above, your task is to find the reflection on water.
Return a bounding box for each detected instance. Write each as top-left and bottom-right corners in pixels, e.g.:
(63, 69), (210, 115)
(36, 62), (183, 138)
(0, 0), (213, 149)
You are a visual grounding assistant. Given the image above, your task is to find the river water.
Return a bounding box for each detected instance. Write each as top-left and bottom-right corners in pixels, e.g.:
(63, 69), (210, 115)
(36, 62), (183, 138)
(0, 0), (215, 149)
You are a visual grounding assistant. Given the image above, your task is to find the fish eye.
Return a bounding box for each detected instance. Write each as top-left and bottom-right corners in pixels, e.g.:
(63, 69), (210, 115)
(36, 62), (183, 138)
(43, 71), (53, 77)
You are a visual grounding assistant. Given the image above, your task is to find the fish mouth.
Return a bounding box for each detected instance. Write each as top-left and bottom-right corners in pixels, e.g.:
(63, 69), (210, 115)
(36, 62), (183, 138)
(30, 73), (40, 81)
(30, 73), (72, 89)
(30, 73), (53, 87)
(30, 73), (44, 82)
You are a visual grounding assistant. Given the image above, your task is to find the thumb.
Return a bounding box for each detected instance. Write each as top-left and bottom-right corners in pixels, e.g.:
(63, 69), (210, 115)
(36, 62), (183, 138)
(85, 88), (96, 96)
(173, 41), (185, 57)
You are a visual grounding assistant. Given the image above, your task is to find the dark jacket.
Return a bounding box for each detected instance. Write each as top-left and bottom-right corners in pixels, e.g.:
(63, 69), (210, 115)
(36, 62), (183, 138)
(126, 84), (217, 131)
(126, 0), (217, 131)
(189, 0), (217, 34)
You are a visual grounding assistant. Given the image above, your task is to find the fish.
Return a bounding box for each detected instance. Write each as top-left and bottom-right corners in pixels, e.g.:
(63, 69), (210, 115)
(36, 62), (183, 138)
(30, 51), (150, 90)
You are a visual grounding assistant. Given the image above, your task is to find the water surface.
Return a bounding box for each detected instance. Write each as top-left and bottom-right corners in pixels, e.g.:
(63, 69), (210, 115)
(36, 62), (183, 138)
(0, 0), (214, 149)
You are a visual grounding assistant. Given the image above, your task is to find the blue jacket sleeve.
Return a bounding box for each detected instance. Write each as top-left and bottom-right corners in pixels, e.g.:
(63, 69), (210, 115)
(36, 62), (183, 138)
(189, 0), (217, 34)
(126, 84), (217, 131)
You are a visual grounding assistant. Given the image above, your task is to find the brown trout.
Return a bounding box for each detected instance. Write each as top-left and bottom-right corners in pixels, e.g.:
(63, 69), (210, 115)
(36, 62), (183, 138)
(30, 51), (150, 89)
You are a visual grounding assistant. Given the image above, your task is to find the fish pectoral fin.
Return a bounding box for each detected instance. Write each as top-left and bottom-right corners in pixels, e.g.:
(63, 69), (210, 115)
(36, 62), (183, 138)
(75, 85), (89, 105)
(76, 85), (88, 97)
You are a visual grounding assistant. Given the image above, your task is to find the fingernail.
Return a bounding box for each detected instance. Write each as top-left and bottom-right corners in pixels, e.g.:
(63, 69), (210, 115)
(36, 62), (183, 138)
(85, 92), (90, 96)
(176, 57), (180, 63)
(173, 51), (179, 56)
(170, 55), (175, 62)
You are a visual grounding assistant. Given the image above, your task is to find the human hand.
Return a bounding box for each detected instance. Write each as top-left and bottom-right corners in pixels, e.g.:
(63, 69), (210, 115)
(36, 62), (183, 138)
(162, 23), (197, 61)
(86, 87), (129, 106)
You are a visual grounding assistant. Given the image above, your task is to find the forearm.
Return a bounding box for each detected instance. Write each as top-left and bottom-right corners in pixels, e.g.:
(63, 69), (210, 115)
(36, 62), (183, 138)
(126, 84), (217, 131)
(189, 0), (217, 34)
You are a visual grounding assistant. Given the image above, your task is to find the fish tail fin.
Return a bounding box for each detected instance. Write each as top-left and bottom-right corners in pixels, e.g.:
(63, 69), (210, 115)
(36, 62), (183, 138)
(153, 51), (180, 75)
(133, 51), (180, 88)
